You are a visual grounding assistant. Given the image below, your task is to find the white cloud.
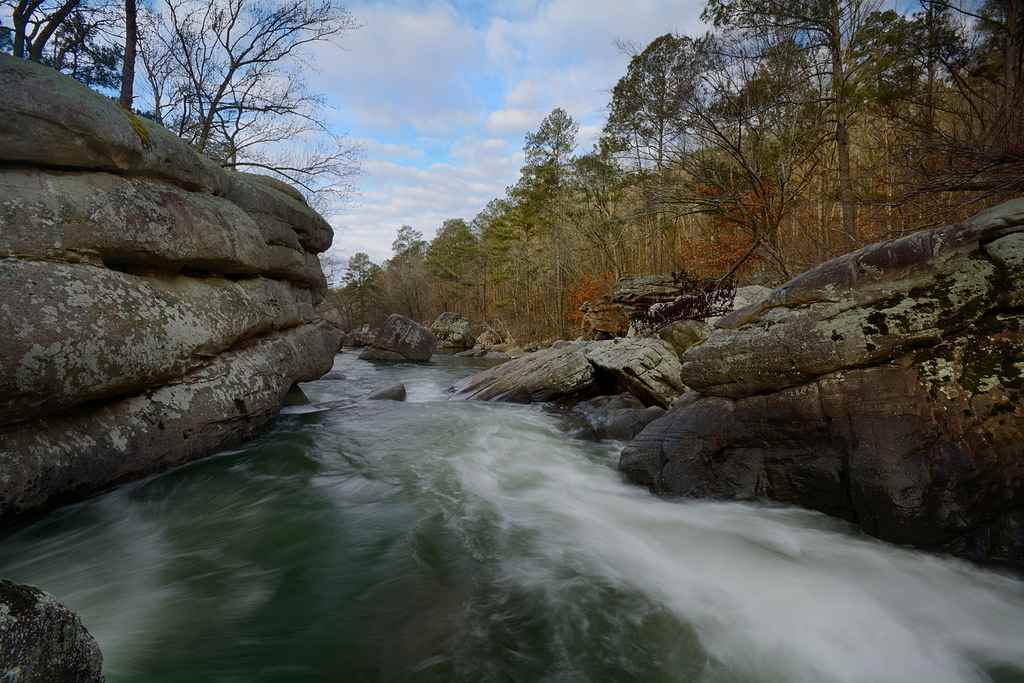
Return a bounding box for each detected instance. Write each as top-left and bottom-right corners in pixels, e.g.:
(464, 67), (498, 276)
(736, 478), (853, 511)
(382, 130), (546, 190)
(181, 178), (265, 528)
(485, 108), (544, 134)
(318, 0), (707, 264)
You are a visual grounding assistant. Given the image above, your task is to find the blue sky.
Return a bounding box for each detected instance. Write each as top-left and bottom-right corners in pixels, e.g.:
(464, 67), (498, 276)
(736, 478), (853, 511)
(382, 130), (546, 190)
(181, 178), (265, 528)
(310, 0), (707, 263)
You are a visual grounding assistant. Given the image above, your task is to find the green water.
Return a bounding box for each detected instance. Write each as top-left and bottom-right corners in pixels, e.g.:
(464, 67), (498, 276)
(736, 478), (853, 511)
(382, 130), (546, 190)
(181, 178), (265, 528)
(2, 353), (1023, 683)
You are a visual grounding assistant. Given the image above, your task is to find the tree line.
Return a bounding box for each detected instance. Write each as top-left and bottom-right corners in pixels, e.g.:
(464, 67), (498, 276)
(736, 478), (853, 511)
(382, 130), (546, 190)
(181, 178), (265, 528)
(2, 0), (361, 206)
(326, 0), (1023, 341)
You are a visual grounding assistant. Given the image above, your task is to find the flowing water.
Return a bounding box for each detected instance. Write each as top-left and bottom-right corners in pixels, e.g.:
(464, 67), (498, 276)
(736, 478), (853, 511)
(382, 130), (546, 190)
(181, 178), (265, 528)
(2, 353), (1024, 683)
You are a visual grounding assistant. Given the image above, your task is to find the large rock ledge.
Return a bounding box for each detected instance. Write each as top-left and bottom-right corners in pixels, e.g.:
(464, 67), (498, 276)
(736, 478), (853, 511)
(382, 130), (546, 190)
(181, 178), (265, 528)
(621, 199), (1024, 567)
(0, 57), (340, 522)
(450, 338), (686, 408)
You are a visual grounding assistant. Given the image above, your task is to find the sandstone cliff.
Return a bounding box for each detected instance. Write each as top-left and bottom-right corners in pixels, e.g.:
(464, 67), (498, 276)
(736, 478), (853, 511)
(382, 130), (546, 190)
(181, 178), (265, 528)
(0, 56), (341, 521)
(621, 199), (1024, 567)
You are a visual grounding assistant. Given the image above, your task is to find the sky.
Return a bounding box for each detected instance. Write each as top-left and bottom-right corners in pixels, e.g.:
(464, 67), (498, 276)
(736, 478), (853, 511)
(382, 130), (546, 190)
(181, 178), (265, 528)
(311, 0), (706, 265)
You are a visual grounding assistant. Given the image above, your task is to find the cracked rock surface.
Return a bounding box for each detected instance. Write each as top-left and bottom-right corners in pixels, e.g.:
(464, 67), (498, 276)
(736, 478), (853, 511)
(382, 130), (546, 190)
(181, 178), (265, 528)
(621, 199), (1024, 568)
(0, 56), (340, 522)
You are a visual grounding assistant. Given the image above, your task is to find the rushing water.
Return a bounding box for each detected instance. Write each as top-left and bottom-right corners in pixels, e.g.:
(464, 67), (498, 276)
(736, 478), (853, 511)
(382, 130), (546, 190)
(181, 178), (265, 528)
(2, 353), (1024, 683)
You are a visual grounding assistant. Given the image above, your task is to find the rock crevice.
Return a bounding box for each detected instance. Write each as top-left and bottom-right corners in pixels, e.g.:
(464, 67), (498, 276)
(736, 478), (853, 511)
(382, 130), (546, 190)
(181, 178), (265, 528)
(621, 199), (1024, 567)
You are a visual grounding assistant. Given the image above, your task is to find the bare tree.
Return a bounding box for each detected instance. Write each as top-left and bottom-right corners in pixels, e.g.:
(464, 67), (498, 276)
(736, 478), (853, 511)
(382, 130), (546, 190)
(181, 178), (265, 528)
(9, 0), (81, 60)
(137, 0), (361, 206)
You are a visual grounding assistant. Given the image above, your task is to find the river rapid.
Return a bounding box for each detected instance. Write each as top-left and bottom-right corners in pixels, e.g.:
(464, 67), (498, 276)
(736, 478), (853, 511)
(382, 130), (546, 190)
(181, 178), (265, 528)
(1, 353), (1023, 683)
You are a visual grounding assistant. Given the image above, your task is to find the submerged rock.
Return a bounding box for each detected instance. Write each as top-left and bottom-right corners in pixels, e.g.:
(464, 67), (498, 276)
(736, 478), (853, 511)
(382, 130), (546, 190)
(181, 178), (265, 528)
(621, 199), (1024, 567)
(0, 58), (339, 522)
(360, 315), (437, 363)
(368, 384), (407, 401)
(0, 579), (104, 683)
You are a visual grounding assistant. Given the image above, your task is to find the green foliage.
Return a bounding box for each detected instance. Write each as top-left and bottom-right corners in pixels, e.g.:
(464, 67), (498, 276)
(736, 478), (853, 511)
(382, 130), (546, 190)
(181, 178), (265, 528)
(425, 219), (480, 285)
(43, 9), (123, 90)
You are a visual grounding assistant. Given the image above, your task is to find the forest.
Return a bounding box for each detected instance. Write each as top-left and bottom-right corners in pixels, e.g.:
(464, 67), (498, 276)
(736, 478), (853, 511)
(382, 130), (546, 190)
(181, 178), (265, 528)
(325, 0), (1024, 341)
(4, 0), (1022, 342)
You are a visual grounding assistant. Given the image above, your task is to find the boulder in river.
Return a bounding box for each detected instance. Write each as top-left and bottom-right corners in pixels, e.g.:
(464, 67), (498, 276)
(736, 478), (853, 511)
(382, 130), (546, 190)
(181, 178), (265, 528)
(620, 198), (1024, 567)
(450, 338), (685, 408)
(0, 579), (104, 683)
(360, 314), (437, 362)
(573, 394), (665, 441)
(0, 57), (340, 522)
(430, 312), (478, 349)
(368, 384), (407, 401)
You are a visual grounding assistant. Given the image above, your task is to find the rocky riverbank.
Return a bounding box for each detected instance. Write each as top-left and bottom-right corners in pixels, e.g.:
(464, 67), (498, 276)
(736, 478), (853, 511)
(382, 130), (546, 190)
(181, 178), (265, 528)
(452, 199), (1024, 568)
(0, 56), (339, 522)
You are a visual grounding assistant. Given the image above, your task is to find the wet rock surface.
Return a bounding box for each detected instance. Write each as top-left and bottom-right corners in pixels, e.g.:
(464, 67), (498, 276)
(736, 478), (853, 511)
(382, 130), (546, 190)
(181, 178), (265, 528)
(0, 59), (339, 522)
(621, 199), (1024, 567)
(572, 394), (665, 441)
(0, 579), (104, 683)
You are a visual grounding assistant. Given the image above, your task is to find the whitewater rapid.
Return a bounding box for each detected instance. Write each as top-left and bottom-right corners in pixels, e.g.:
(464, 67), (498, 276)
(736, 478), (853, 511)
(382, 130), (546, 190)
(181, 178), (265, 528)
(1, 353), (1021, 682)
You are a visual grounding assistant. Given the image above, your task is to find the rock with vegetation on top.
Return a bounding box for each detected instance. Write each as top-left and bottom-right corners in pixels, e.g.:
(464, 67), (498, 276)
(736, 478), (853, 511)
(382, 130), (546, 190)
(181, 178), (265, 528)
(620, 198), (1024, 568)
(581, 276), (772, 338)
(430, 312), (478, 349)
(0, 58), (339, 523)
(580, 274), (681, 337)
(450, 338), (685, 408)
(360, 314), (437, 362)
(0, 579), (104, 683)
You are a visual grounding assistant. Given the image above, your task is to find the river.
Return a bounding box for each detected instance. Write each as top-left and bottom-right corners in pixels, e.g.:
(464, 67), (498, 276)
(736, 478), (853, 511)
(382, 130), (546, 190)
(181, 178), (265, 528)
(1, 353), (1023, 682)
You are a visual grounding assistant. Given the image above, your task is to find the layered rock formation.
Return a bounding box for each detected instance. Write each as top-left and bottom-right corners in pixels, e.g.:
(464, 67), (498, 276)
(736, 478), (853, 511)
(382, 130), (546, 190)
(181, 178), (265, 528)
(0, 579), (104, 683)
(450, 338), (686, 408)
(621, 199), (1024, 567)
(0, 56), (340, 521)
(360, 314), (437, 362)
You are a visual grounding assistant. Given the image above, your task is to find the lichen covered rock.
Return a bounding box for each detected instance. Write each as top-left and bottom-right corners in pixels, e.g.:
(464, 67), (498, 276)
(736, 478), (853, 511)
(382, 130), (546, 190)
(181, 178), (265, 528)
(0, 57), (339, 522)
(621, 199), (1024, 567)
(0, 580), (104, 683)
(430, 312), (478, 349)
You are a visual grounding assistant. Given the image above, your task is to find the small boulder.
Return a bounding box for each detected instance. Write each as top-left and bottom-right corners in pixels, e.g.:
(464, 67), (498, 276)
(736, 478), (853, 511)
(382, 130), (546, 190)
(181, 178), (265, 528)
(368, 384), (407, 401)
(0, 579), (104, 683)
(359, 314), (437, 362)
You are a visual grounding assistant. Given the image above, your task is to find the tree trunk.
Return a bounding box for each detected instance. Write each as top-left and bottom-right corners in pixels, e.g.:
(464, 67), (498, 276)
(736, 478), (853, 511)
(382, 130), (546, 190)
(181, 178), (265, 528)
(119, 0), (137, 110)
(830, 20), (857, 247)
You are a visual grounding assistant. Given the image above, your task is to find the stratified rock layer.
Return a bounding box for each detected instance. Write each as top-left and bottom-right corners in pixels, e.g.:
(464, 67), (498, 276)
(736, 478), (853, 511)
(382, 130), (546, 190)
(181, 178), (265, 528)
(0, 56), (339, 521)
(450, 338), (686, 408)
(621, 199), (1024, 567)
